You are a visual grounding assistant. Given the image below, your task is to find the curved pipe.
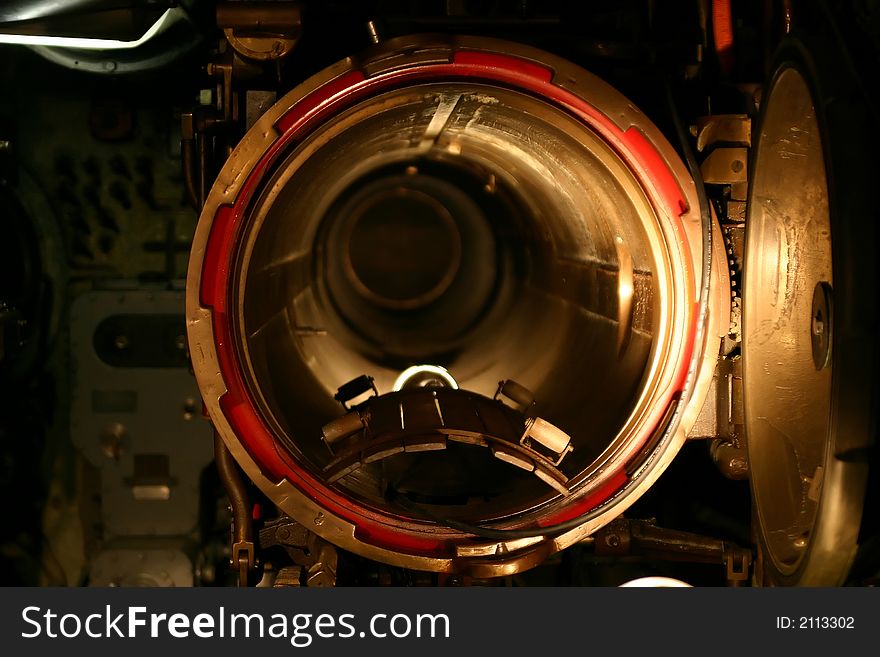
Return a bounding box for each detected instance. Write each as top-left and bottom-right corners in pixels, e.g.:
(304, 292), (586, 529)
(214, 430), (253, 547)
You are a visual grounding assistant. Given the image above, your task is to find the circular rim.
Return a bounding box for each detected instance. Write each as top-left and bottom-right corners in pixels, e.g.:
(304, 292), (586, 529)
(743, 64), (832, 577)
(744, 36), (874, 586)
(339, 186), (463, 311)
(186, 34), (716, 575)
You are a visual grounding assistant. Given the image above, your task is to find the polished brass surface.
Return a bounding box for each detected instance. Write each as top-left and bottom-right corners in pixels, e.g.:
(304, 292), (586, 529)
(744, 63), (868, 585)
(218, 1), (302, 61)
(745, 67), (830, 578)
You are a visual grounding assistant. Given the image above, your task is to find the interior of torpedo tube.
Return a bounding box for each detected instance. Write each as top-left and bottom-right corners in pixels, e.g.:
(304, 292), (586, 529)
(233, 82), (666, 523)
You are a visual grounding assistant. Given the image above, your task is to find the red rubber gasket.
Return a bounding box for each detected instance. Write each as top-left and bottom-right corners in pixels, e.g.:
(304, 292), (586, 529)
(199, 49), (696, 556)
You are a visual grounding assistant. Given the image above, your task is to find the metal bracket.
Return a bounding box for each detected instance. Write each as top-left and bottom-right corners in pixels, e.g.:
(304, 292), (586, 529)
(333, 374), (379, 411)
(520, 416), (573, 467)
(725, 548), (751, 583)
(494, 379), (535, 412)
(232, 540), (255, 588)
(321, 385), (574, 495)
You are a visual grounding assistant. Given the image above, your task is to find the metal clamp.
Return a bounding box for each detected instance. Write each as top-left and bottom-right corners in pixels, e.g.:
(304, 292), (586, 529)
(494, 379), (535, 413)
(520, 417), (573, 466)
(232, 540), (255, 588)
(333, 375), (378, 410)
(725, 548), (751, 583)
(321, 411), (366, 454)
